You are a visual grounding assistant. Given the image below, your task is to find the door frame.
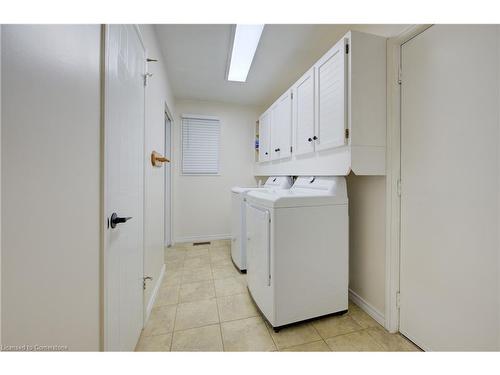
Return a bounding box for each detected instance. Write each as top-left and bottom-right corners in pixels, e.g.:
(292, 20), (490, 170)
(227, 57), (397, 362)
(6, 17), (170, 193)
(102, 24), (147, 351)
(164, 102), (174, 247)
(384, 24), (432, 333)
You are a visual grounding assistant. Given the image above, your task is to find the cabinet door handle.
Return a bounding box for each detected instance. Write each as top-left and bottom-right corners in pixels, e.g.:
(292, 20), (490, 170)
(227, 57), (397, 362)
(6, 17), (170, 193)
(265, 152), (268, 155)
(275, 148), (280, 152)
(313, 136), (318, 141)
(308, 137), (313, 142)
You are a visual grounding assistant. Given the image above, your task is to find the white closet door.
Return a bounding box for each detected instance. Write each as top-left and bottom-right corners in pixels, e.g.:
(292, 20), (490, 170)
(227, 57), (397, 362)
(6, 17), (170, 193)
(105, 24), (145, 351)
(400, 25), (499, 351)
(314, 38), (346, 151)
(258, 111), (271, 162)
(270, 91), (292, 160)
(293, 68), (315, 156)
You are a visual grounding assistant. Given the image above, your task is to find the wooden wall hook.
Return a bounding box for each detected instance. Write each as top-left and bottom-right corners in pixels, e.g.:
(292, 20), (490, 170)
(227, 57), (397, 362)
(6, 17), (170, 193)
(151, 151), (169, 167)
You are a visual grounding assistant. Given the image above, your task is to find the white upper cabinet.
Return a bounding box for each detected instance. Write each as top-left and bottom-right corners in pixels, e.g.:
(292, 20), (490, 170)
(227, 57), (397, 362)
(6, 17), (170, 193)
(270, 90), (292, 160)
(258, 111), (271, 162)
(293, 67), (316, 156)
(314, 38), (346, 152)
(255, 30), (386, 176)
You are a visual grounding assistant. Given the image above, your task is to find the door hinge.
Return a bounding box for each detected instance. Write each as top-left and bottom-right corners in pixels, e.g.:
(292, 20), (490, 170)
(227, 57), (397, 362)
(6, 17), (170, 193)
(291, 92), (293, 100)
(345, 128), (349, 139)
(397, 179), (402, 197)
(345, 43), (349, 54)
(143, 72), (153, 86)
(398, 66), (402, 85)
(290, 146), (293, 153)
(396, 291), (401, 309)
(143, 276), (153, 290)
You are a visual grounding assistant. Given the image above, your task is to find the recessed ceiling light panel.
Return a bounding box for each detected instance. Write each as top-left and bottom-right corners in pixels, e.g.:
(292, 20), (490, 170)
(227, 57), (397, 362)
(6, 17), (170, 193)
(227, 24), (264, 82)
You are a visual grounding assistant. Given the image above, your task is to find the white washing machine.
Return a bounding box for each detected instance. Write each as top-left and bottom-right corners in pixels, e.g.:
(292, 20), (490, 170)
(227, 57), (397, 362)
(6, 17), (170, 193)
(230, 176), (292, 272)
(245, 176), (348, 329)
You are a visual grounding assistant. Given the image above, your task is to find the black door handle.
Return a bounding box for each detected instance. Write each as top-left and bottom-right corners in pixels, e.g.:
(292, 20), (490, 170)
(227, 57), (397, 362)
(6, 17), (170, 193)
(313, 136), (318, 140)
(275, 148), (280, 152)
(110, 212), (133, 228)
(308, 137), (313, 142)
(265, 152), (268, 155)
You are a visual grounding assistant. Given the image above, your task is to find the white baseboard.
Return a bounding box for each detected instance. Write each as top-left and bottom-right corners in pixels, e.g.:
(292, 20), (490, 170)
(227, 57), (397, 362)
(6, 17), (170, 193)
(349, 288), (385, 327)
(173, 233), (231, 245)
(145, 264), (165, 324)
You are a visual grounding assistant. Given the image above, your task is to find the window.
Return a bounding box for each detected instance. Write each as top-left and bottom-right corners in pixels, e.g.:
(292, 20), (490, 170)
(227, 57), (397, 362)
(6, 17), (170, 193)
(182, 114), (220, 175)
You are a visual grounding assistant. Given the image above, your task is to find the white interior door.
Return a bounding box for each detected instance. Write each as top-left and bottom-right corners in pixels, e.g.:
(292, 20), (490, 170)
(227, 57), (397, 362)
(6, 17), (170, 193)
(314, 38), (346, 151)
(259, 112), (271, 162)
(400, 25), (499, 351)
(294, 67), (315, 156)
(105, 25), (145, 351)
(164, 114), (172, 246)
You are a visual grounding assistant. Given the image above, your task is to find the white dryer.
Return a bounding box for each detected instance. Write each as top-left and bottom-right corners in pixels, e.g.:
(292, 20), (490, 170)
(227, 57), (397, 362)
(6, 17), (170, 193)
(230, 176), (292, 272)
(245, 176), (348, 330)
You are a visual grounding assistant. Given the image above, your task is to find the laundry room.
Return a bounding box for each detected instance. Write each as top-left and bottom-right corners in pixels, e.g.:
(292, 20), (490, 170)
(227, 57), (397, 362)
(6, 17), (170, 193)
(159, 25), (394, 352)
(1, 2), (500, 368)
(140, 23), (500, 353)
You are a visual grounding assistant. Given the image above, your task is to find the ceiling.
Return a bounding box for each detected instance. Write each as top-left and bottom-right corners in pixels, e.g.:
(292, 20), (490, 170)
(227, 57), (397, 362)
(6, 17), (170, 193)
(154, 24), (409, 108)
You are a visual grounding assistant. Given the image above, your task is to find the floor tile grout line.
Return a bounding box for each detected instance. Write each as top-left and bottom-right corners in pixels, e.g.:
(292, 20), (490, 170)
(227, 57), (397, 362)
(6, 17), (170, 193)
(168, 303), (179, 351)
(171, 322), (221, 335)
(217, 312), (260, 325)
(309, 320), (322, 338)
(266, 321), (330, 351)
(209, 260), (225, 352)
(322, 339), (332, 351)
(277, 339), (328, 352)
(320, 327), (369, 342)
(263, 320), (279, 351)
(316, 326), (366, 342)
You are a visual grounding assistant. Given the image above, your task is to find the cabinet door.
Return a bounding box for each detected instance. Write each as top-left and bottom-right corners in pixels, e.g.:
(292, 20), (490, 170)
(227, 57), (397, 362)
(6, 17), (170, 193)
(270, 91), (292, 160)
(258, 111), (271, 162)
(293, 68), (315, 156)
(314, 38), (347, 151)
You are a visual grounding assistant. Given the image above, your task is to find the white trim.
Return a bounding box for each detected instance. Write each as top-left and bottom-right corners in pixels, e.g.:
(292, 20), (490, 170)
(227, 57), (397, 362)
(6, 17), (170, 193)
(173, 233), (231, 245)
(349, 289), (385, 327)
(0, 25), (2, 347)
(144, 263), (165, 324)
(385, 24), (433, 334)
(164, 104), (174, 247)
(181, 113), (219, 121)
(102, 23), (111, 352)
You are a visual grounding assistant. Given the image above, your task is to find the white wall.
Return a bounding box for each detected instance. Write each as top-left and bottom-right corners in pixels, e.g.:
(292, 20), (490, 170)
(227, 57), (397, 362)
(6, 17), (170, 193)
(173, 99), (260, 243)
(1, 25), (101, 350)
(138, 25), (177, 318)
(346, 174), (386, 316)
(0, 25), (2, 347)
(1, 24), (177, 350)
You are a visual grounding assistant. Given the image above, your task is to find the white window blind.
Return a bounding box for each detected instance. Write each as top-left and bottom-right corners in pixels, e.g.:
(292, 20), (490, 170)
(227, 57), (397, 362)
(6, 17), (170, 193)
(182, 115), (220, 175)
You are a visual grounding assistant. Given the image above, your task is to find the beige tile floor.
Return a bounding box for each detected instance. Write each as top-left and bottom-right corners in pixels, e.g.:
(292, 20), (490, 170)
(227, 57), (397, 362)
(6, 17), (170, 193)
(136, 241), (421, 352)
